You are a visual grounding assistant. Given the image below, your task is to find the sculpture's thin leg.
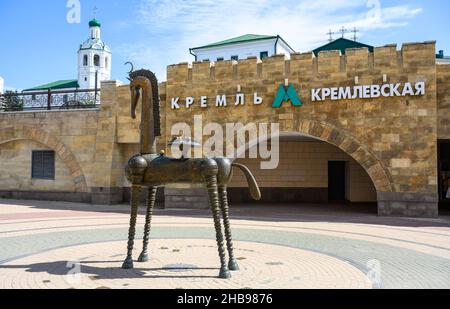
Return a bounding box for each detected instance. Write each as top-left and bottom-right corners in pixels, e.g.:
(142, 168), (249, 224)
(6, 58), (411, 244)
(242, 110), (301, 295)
(122, 185), (140, 269)
(219, 186), (239, 271)
(206, 176), (231, 279)
(138, 186), (157, 262)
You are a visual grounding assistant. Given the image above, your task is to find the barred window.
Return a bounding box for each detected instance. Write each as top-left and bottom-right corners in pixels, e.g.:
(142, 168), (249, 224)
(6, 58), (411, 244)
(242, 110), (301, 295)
(32, 151), (55, 180)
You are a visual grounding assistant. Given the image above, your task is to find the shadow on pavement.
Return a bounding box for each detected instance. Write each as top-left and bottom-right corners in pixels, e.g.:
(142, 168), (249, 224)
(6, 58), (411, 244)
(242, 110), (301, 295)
(0, 261), (219, 280)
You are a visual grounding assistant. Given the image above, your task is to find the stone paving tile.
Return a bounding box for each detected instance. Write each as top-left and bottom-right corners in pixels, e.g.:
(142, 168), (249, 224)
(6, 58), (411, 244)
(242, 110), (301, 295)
(0, 200), (450, 289)
(0, 240), (372, 289)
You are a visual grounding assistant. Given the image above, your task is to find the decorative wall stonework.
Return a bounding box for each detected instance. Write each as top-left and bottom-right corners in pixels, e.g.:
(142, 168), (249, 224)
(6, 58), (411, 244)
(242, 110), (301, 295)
(0, 140), (75, 192)
(0, 41), (448, 218)
(162, 41), (441, 217)
(0, 124), (89, 192)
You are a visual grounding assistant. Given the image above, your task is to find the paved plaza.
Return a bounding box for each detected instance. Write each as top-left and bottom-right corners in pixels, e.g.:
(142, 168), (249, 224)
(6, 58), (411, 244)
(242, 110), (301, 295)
(0, 200), (450, 289)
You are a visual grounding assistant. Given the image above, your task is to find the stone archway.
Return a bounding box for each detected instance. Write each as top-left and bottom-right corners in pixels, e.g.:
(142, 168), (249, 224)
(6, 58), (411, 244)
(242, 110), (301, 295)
(235, 117), (393, 194)
(0, 126), (88, 192)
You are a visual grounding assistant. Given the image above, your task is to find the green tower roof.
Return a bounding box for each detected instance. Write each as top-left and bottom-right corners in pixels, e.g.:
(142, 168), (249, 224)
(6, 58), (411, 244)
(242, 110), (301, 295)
(89, 19), (101, 28)
(313, 38), (373, 56)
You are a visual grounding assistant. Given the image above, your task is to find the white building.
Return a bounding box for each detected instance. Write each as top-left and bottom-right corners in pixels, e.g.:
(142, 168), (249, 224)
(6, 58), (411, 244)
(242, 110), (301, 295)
(0, 76), (4, 94)
(189, 34), (295, 62)
(24, 18), (112, 93)
(77, 18), (112, 89)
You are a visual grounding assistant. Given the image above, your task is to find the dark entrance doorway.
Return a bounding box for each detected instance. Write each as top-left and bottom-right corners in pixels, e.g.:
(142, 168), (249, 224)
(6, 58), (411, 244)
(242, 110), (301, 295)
(438, 140), (450, 211)
(328, 161), (347, 202)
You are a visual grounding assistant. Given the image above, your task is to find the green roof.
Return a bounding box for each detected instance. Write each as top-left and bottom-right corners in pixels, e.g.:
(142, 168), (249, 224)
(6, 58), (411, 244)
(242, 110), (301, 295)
(23, 80), (79, 91)
(89, 18), (101, 28)
(191, 34), (278, 50)
(313, 38), (374, 56)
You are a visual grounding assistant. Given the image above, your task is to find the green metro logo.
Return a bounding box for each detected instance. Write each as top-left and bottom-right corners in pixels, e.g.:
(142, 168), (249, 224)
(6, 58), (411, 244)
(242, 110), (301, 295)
(272, 84), (303, 108)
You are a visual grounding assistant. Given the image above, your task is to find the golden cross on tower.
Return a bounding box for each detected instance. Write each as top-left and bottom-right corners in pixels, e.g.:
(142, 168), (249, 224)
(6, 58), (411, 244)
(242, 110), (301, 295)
(93, 6), (98, 18)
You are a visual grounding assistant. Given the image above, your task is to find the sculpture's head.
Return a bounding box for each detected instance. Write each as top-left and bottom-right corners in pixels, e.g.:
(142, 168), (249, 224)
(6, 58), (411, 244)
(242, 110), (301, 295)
(127, 67), (162, 137)
(129, 76), (149, 119)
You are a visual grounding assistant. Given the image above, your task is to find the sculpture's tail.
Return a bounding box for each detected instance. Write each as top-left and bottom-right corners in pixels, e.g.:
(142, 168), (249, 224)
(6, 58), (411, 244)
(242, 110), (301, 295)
(232, 163), (261, 201)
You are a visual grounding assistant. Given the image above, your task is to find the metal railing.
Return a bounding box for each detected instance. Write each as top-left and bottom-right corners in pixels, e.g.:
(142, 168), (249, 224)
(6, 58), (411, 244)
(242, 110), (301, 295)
(0, 88), (101, 112)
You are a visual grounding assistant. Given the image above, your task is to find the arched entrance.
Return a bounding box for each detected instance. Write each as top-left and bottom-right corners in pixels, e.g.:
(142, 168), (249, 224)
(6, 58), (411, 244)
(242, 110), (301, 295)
(229, 118), (393, 214)
(0, 126), (88, 192)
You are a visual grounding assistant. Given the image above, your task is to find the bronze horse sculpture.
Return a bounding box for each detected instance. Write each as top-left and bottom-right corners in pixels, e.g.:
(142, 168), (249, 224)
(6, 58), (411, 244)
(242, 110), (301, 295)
(122, 68), (261, 279)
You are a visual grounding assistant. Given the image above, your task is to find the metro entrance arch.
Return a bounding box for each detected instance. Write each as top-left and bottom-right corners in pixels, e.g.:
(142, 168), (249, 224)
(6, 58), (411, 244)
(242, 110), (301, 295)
(228, 128), (385, 212)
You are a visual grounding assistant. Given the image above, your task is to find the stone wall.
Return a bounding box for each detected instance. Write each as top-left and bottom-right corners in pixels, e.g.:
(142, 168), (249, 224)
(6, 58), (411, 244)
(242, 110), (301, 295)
(0, 79), (169, 204)
(0, 140), (75, 192)
(0, 41), (445, 217)
(0, 110), (98, 201)
(437, 64), (450, 139)
(163, 41), (439, 217)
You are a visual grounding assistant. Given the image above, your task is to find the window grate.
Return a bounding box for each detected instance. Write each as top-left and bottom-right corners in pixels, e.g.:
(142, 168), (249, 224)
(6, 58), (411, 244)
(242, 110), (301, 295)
(32, 151), (55, 180)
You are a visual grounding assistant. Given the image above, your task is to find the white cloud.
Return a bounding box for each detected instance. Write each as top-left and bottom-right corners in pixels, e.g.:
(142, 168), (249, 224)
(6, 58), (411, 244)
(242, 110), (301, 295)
(117, 0), (422, 80)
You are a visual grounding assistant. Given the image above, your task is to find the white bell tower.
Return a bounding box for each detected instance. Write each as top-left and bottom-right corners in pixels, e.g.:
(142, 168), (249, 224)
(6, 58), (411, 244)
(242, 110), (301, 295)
(77, 18), (112, 89)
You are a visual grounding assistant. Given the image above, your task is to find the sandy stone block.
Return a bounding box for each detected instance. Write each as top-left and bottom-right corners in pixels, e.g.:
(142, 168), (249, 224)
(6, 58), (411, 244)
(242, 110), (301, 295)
(391, 158), (411, 168)
(279, 114), (294, 120)
(382, 134), (400, 143)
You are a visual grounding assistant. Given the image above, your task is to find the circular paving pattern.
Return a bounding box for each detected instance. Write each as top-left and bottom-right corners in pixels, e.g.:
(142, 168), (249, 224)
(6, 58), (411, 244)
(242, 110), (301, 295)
(1, 201), (450, 289)
(0, 239), (372, 289)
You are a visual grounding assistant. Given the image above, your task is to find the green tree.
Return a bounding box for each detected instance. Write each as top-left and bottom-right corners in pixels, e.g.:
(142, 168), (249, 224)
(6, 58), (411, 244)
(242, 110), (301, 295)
(1, 91), (24, 112)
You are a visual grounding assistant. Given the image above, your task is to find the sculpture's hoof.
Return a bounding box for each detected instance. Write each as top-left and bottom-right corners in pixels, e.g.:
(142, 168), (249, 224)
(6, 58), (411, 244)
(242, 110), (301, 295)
(228, 259), (240, 271)
(122, 258), (134, 269)
(219, 267), (232, 279)
(138, 252), (149, 263)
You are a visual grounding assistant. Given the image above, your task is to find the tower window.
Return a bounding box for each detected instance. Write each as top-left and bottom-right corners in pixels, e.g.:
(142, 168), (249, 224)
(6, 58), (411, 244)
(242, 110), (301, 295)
(94, 55), (100, 67)
(105, 57), (108, 68)
(83, 55), (88, 66)
(260, 51), (269, 60)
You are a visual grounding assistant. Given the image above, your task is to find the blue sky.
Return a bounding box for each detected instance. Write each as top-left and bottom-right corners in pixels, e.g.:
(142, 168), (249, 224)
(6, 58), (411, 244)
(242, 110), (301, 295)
(0, 0), (448, 90)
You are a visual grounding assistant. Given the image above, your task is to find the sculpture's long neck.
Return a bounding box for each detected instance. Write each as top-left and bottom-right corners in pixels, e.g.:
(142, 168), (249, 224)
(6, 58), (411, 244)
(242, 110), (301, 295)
(141, 84), (156, 155)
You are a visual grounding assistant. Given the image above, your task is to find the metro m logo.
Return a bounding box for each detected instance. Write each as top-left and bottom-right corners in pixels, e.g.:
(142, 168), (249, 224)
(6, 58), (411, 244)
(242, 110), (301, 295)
(272, 84), (302, 108)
